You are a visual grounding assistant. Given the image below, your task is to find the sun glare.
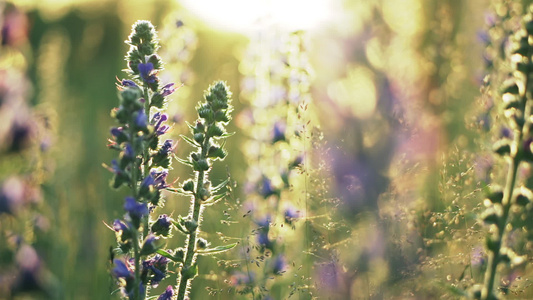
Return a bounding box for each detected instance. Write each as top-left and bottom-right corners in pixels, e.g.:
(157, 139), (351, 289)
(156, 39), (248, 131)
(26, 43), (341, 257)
(180, 0), (339, 32)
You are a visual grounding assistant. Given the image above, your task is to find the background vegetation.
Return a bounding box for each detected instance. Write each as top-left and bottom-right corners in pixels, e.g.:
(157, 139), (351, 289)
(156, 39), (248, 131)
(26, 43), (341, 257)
(1, 0), (532, 299)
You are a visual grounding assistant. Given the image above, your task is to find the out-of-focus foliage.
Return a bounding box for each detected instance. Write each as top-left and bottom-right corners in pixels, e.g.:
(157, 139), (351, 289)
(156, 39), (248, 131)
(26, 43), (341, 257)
(1, 0), (533, 299)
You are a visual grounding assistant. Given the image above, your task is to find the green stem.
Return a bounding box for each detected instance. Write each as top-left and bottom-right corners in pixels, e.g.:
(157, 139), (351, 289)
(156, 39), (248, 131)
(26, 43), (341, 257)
(482, 62), (532, 300)
(129, 126), (142, 300)
(177, 135), (211, 300)
(482, 157), (519, 299)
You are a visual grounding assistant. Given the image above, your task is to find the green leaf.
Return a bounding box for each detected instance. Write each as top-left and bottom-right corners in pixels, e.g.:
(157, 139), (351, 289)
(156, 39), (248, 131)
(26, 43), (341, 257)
(173, 154), (193, 166)
(197, 243), (238, 255)
(156, 249), (183, 263)
(203, 193), (226, 206)
(220, 132), (235, 138)
(172, 220), (188, 235)
(181, 134), (200, 147)
(211, 178), (230, 194)
(165, 187), (190, 195)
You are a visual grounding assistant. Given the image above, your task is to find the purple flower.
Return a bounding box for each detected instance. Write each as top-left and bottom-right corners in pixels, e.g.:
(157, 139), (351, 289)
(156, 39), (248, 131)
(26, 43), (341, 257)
(0, 177), (25, 215)
(159, 139), (174, 155)
(110, 127), (124, 137)
(284, 206), (300, 224)
(150, 169), (169, 190)
(111, 159), (122, 174)
(229, 271), (255, 287)
(124, 197), (148, 219)
(123, 143), (134, 158)
(113, 259), (133, 278)
(272, 255), (287, 274)
(259, 176), (276, 198)
(152, 214), (172, 236)
(113, 219), (129, 232)
(142, 254), (169, 287)
(272, 121), (286, 143)
(151, 112), (170, 135)
(161, 83), (176, 97)
(121, 79), (138, 88)
(135, 109), (148, 128)
(157, 286), (174, 300)
(138, 62), (156, 83)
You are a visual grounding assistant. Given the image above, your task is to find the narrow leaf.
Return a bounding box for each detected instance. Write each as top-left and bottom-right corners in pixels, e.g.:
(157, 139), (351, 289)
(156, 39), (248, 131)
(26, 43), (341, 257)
(172, 220), (188, 235)
(197, 243), (238, 255)
(212, 178), (230, 193)
(173, 154), (193, 166)
(203, 193), (225, 206)
(181, 134), (200, 147)
(156, 249), (182, 263)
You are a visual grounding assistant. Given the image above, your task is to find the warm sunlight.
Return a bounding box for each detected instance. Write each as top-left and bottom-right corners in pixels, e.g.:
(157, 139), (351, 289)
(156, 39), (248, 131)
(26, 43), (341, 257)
(180, 0), (339, 32)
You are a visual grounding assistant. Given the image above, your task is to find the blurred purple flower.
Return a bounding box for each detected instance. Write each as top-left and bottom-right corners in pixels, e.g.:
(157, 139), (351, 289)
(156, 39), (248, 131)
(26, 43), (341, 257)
(272, 255), (287, 275)
(124, 197), (149, 219)
(0, 177), (26, 215)
(113, 259), (133, 279)
(272, 121), (286, 143)
(135, 109), (148, 128)
(284, 206), (300, 225)
(157, 286), (174, 300)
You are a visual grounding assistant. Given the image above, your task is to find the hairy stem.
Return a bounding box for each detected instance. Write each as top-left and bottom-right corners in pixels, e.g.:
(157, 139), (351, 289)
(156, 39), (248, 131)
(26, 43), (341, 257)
(177, 136), (210, 300)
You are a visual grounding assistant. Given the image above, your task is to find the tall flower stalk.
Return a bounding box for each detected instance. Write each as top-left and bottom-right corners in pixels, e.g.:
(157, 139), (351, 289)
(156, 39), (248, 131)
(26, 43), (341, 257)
(171, 81), (235, 299)
(107, 20), (177, 300)
(478, 9), (533, 300)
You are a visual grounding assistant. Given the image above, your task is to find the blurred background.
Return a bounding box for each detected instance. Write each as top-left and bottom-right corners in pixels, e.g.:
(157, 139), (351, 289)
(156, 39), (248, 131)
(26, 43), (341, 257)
(1, 0), (532, 299)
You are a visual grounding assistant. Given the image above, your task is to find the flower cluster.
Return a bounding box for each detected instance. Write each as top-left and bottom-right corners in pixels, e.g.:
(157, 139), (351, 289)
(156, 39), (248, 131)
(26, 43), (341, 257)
(234, 29), (315, 298)
(108, 20), (177, 300)
(475, 8), (533, 300)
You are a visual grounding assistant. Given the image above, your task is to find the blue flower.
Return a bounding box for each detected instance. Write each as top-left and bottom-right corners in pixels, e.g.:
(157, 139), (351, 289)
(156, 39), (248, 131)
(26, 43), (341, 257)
(151, 112), (170, 135)
(135, 109), (148, 128)
(138, 62), (156, 83)
(113, 259), (133, 279)
(284, 206), (300, 224)
(150, 169), (169, 190)
(124, 197), (148, 219)
(159, 139), (173, 155)
(272, 121), (286, 143)
(259, 176), (276, 198)
(161, 83), (176, 97)
(157, 286), (174, 300)
(152, 214), (172, 236)
(272, 255), (287, 275)
(123, 143), (134, 158)
(113, 219), (129, 232)
(121, 79), (138, 88)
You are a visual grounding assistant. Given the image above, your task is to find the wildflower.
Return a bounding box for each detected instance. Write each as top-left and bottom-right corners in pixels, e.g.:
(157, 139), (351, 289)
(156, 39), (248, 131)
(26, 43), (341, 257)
(140, 234), (160, 255)
(272, 121), (286, 143)
(151, 112), (170, 135)
(0, 177), (25, 215)
(113, 259), (133, 279)
(121, 79), (139, 88)
(151, 214), (172, 236)
(160, 83), (176, 97)
(157, 286), (174, 300)
(259, 175), (276, 198)
(124, 197), (149, 220)
(284, 206), (300, 225)
(134, 109), (148, 129)
(138, 62), (156, 83)
(272, 255), (287, 275)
